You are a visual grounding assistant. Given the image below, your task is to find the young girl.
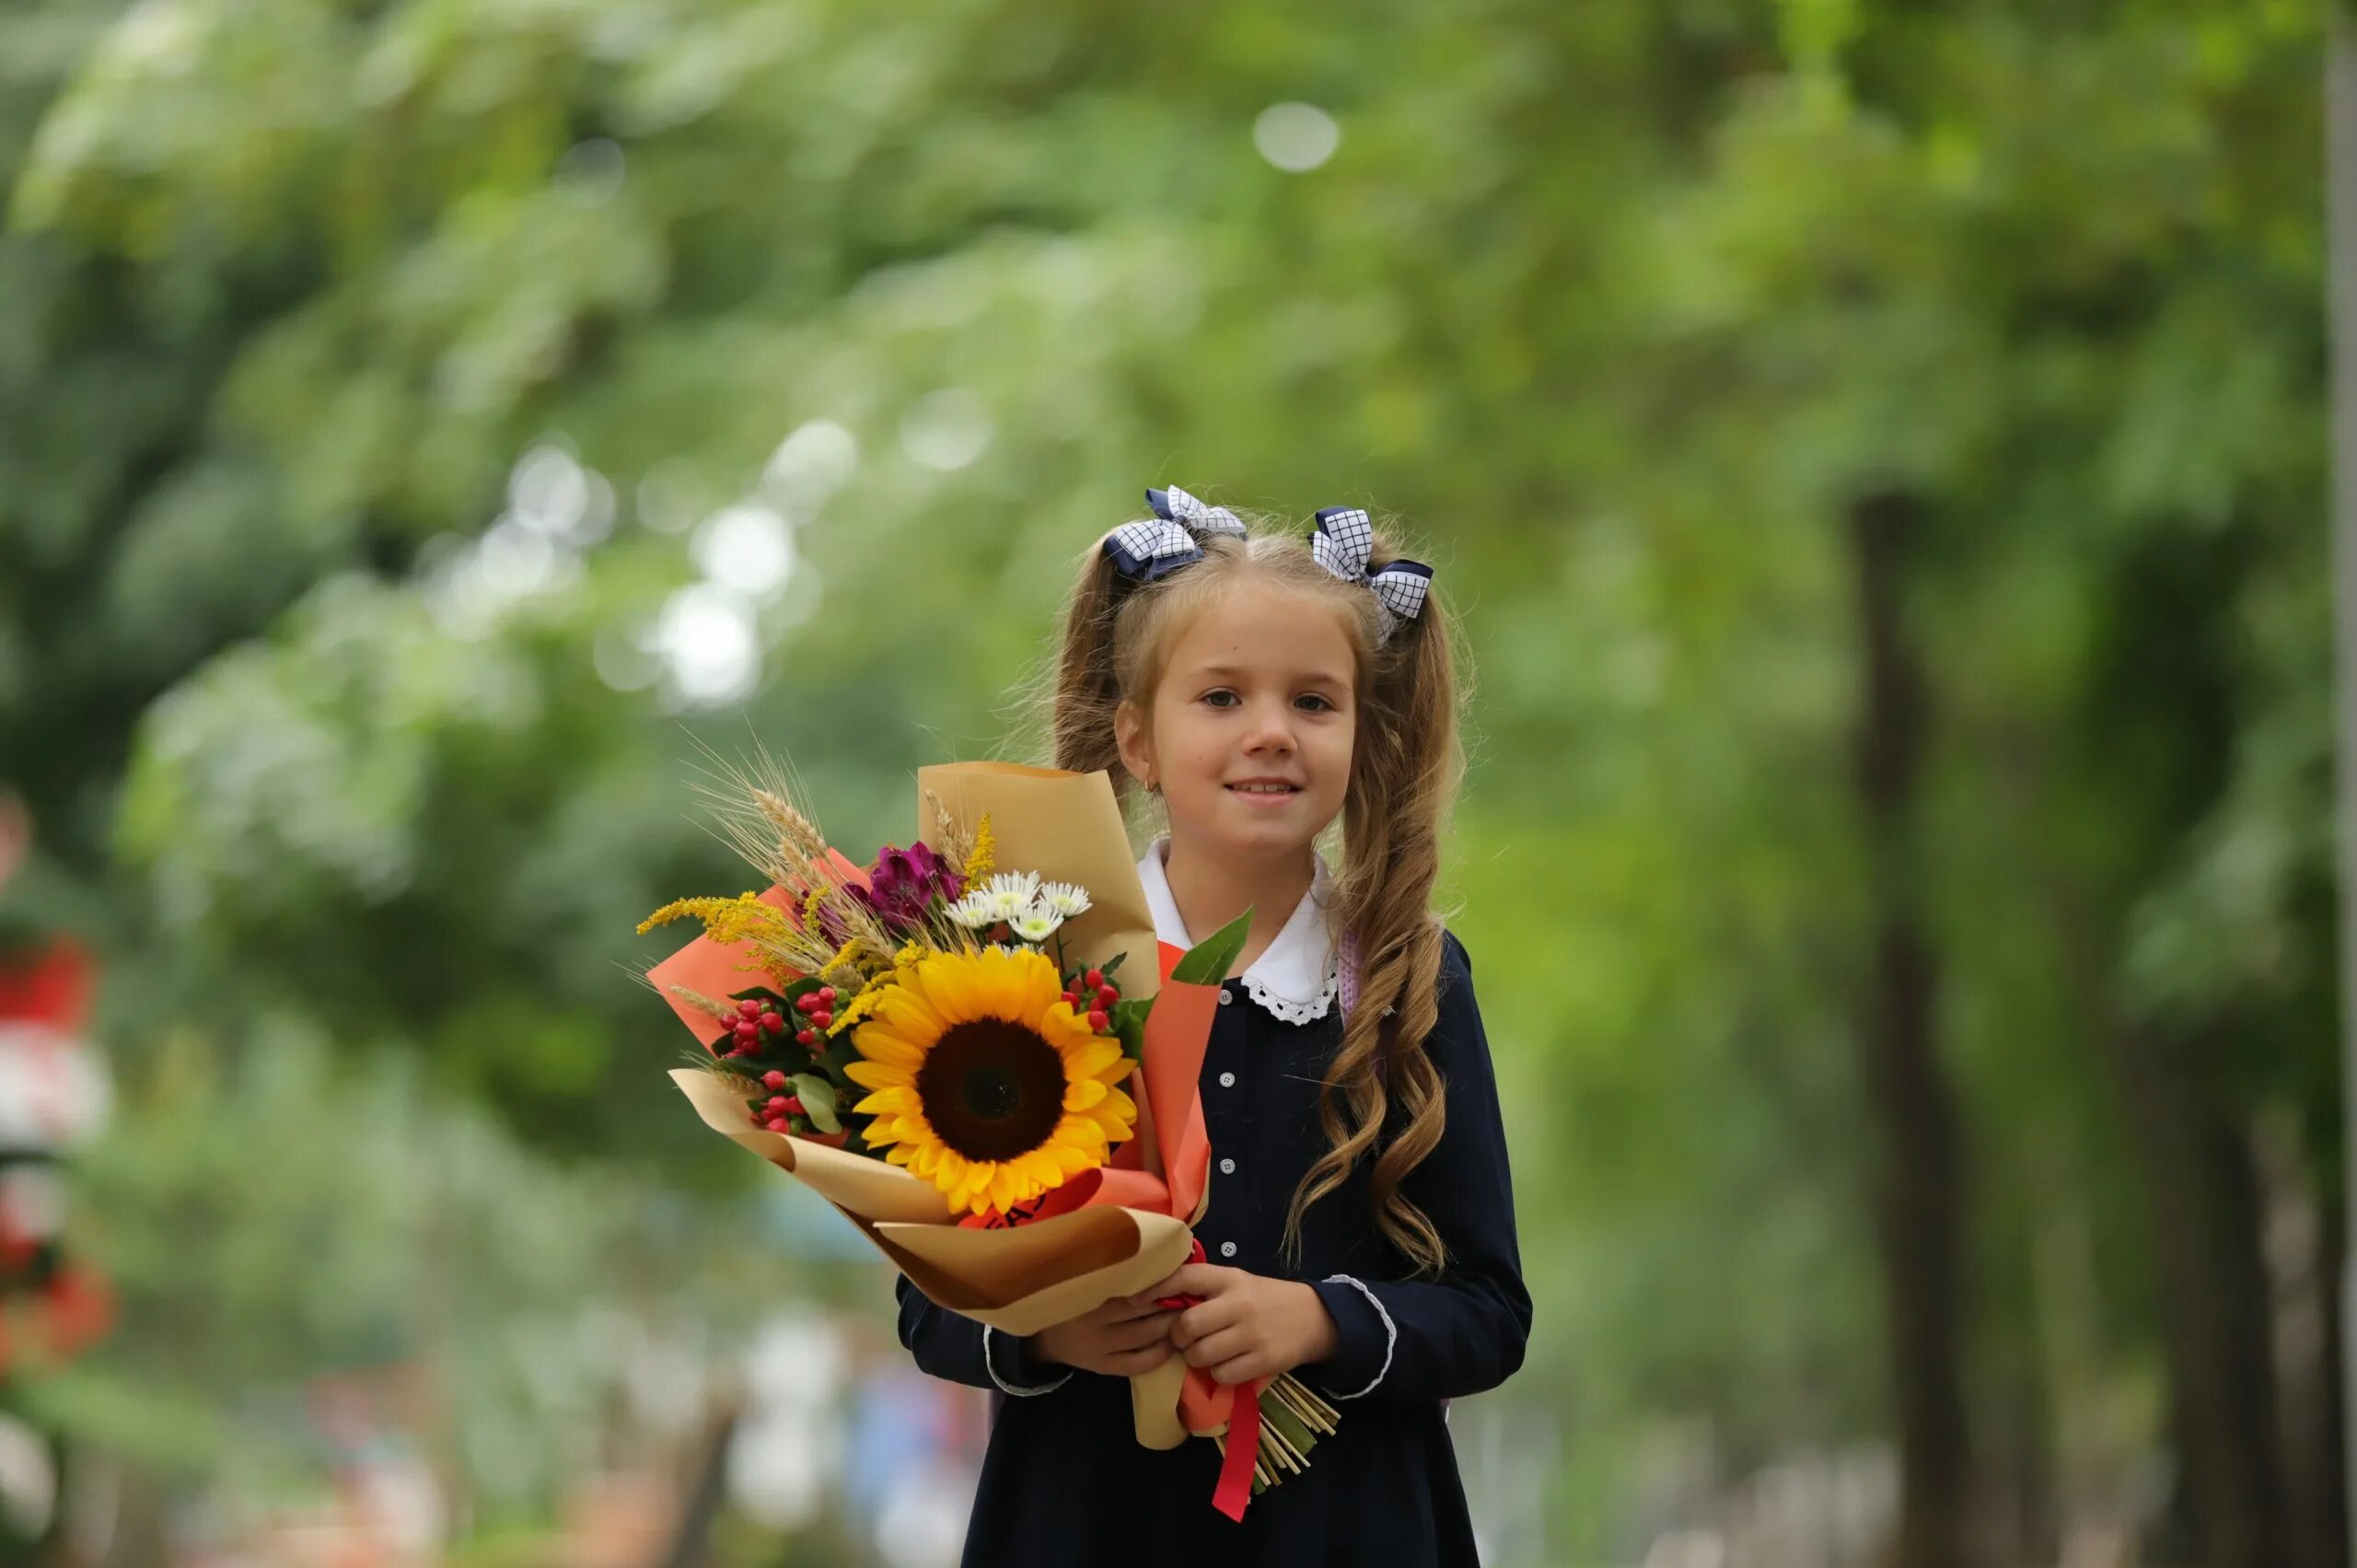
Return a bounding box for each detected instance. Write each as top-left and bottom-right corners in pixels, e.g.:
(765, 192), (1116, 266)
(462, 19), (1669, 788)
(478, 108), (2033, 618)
(896, 487), (1530, 1564)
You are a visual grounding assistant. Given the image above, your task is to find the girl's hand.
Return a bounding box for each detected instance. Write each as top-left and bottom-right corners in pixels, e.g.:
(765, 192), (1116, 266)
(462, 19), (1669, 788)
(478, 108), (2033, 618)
(1151, 1264), (1341, 1387)
(1030, 1291), (1177, 1378)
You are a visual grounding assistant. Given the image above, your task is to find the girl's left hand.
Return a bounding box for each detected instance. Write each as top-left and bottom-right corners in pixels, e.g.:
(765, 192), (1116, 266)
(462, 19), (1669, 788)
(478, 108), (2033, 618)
(1148, 1263), (1341, 1387)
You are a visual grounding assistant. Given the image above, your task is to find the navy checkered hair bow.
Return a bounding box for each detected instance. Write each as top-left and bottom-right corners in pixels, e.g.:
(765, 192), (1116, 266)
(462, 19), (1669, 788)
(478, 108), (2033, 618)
(1311, 506), (1434, 634)
(1102, 486), (1248, 584)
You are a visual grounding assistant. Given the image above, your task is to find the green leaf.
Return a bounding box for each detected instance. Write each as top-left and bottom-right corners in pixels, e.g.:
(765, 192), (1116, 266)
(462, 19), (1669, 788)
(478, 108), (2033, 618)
(791, 1074), (841, 1133)
(1169, 909), (1252, 986)
(814, 1027), (863, 1080)
(1110, 996), (1152, 1062)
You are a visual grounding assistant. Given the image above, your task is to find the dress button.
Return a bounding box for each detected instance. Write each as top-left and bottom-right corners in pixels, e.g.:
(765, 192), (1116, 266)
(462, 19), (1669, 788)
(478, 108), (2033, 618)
(1218, 1072), (1236, 1088)
(1220, 1157), (1237, 1175)
(1220, 1241), (1238, 1259)
(1218, 988), (1234, 1006)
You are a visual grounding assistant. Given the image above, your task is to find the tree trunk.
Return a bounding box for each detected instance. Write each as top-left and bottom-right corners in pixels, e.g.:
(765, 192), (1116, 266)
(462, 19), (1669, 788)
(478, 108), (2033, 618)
(1851, 489), (1979, 1568)
(2106, 1024), (2289, 1568)
(2257, 1106), (2350, 1568)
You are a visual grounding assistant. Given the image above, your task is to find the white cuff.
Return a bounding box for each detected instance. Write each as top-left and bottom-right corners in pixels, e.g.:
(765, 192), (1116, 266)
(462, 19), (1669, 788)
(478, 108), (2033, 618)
(1318, 1273), (1397, 1400)
(982, 1327), (1072, 1397)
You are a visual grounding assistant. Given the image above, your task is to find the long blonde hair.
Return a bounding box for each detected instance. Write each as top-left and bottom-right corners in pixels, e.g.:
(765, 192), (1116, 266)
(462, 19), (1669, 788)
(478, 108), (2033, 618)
(1043, 510), (1466, 1275)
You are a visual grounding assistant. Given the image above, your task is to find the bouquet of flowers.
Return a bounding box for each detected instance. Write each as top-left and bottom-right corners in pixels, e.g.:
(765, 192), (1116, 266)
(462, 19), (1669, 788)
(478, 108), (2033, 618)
(643, 761), (1337, 1516)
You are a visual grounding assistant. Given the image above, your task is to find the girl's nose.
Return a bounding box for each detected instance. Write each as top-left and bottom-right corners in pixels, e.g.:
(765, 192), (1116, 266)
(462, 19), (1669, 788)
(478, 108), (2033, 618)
(1242, 699), (1295, 753)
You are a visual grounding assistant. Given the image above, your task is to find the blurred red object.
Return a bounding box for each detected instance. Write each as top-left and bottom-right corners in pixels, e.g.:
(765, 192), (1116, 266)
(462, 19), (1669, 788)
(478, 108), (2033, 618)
(0, 939), (93, 1035)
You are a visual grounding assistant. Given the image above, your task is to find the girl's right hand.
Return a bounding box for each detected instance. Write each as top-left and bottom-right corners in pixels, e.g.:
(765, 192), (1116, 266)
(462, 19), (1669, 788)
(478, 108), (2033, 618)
(1029, 1293), (1176, 1377)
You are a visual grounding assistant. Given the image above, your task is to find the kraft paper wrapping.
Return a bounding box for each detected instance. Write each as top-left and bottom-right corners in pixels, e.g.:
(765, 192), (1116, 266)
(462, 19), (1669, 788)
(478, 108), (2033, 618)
(913, 762), (1161, 1005)
(664, 765), (1217, 1449)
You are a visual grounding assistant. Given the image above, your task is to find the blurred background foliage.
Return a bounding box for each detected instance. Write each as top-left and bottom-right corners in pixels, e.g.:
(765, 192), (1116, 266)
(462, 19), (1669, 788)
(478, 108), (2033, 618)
(0, 0), (2343, 1563)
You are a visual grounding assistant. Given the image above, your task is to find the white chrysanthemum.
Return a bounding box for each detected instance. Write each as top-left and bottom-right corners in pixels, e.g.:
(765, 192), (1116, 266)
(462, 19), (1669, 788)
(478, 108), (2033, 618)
(1007, 908), (1060, 944)
(945, 891), (1000, 930)
(1038, 881), (1092, 920)
(981, 871), (1041, 920)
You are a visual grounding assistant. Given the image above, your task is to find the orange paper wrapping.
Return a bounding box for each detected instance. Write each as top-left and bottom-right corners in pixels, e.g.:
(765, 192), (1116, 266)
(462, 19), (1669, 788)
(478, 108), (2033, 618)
(645, 847), (868, 1042)
(662, 764), (1234, 1455)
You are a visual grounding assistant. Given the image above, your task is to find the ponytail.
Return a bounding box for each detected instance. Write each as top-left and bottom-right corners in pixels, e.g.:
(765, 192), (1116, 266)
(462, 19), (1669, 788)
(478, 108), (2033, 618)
(1286, 545), (1462, 1276)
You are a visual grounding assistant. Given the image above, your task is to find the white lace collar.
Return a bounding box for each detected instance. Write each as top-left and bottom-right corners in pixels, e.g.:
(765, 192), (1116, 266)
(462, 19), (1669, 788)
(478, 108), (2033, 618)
(1134, 836), (1341, 1026)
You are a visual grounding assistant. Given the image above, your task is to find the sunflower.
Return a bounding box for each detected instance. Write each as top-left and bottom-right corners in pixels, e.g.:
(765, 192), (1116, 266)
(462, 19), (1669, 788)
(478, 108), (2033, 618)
(844, 946), (1137, 1217)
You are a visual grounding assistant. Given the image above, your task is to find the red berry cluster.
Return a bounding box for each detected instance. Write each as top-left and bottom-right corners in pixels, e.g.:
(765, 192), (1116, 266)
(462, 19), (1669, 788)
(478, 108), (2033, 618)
(753, 1092), (807, 1133)
(721, 987), (842, 1137)
(718, 987), (838, 1061)
(1062, 967), (1121, 1034)
(792, 985), (840, 1042)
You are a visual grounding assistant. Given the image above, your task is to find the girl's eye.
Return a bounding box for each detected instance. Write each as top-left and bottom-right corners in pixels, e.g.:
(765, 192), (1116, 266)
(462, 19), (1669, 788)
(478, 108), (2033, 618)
(1202, 690), (1340, 712)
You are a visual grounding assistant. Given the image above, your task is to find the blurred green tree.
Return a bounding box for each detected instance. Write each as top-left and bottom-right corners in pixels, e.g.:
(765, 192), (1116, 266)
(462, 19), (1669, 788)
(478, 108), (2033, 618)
(0, 0), (2340, 1562)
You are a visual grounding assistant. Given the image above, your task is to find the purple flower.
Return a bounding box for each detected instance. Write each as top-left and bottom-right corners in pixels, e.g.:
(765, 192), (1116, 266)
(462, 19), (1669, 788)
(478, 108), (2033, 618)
(850, 842), (964, 933)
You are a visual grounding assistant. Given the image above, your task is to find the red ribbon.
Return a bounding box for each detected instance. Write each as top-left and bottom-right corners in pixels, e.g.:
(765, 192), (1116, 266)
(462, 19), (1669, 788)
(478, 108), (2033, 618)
(1154, 1237), (1262, 1523)
(1215, 1380), (1263, 1521)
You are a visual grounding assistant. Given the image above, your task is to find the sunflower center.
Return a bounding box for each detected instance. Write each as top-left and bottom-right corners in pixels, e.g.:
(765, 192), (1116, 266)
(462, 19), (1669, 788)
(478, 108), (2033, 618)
(914, 1019), (1066, 1163)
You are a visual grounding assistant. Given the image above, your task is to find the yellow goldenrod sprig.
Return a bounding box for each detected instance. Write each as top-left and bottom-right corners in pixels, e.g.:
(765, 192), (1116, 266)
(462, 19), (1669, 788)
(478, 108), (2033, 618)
(828, 939), (936, 1037)
(962, 814), (995, 883)
(828, 980), (888, 1036)
(638, 892), (792, 947)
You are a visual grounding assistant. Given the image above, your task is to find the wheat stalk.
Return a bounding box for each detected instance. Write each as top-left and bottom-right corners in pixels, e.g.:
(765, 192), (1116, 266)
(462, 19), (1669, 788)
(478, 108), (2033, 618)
(663, 983), (740, 1024)
(921, 786), (975, 869)
(753, 786), (828, 863)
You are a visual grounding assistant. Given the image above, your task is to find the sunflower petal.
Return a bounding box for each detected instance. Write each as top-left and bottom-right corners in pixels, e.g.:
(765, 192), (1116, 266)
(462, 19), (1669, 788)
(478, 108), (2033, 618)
(873, 989), (950, 1043)
(852, 1028), (928, 1071)
(1054, 1114), (1109, 1151)
(1039, 1010), (1098, 1051)
(916, 959), (977, 1026)
(1064, 1040), (1123, 1083)
(844, 1059), (915, 1089)
(1019, 1151), (1068, 1191)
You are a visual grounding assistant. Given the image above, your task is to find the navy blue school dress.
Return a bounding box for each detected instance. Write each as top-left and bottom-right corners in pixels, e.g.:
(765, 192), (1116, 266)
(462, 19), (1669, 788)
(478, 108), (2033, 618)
(895, 841), (1533, 1566)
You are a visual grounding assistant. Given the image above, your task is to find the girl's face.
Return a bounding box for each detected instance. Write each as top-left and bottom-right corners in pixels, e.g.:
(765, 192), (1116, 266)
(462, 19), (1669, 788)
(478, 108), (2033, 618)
(1117, 579), (1360, 864)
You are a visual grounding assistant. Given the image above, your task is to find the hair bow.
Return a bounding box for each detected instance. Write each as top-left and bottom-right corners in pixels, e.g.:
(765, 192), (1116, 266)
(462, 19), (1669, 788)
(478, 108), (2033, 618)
(1310, 506), (1434, 632)
(1102, 486), (1249, 584)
